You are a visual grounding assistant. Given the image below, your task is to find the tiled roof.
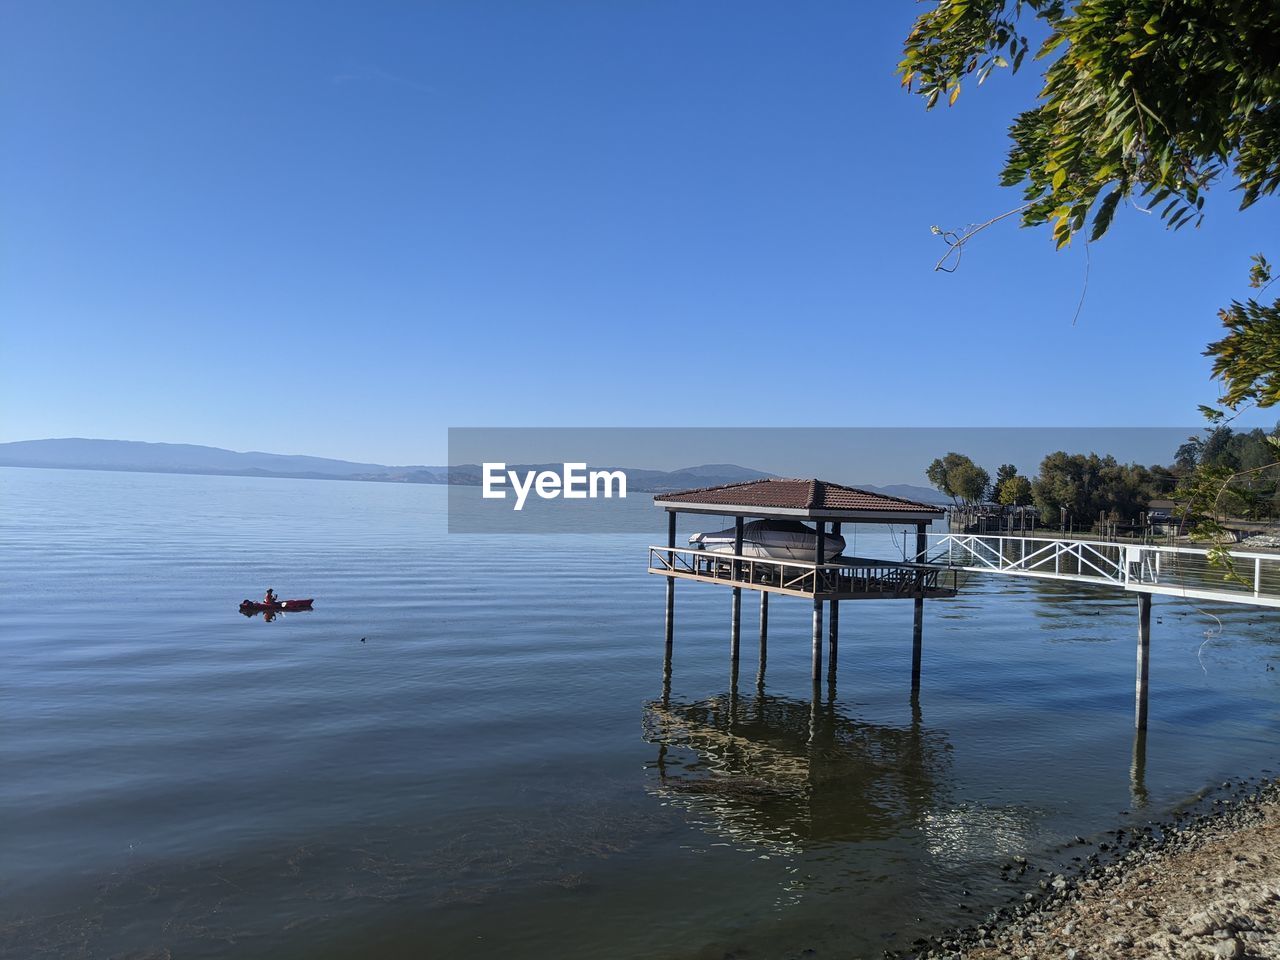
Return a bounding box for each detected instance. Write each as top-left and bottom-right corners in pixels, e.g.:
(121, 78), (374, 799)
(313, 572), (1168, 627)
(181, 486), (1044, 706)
(654, 478), (943, 514)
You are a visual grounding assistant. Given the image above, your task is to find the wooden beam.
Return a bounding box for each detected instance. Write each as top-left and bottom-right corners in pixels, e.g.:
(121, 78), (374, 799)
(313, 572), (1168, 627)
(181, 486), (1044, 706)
(649, 501), (943, 523)
(649, 567), (955, 601)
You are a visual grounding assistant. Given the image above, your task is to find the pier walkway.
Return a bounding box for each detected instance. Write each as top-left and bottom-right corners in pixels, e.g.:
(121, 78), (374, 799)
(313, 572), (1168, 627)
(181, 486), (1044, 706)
(920, 534), (1280, 730)
(920, 534), (1280, 609)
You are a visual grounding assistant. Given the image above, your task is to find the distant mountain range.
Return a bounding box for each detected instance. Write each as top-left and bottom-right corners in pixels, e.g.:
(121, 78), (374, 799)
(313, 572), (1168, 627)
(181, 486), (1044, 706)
(0, 438), (950, 503)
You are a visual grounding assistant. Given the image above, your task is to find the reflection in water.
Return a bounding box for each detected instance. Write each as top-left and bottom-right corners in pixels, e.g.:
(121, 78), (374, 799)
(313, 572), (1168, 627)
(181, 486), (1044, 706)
(238, 607), (314, 622)
(242, 607), (280, 622)
(920, 803), (1039, 865)
(1131, 729), (1149, 808)
(1025, 578), (1130, 632)
(643, 689), (952, 855)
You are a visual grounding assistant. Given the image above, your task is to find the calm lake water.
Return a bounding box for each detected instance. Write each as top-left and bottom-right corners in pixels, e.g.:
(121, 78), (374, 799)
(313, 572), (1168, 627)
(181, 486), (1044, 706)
(4, 467), (1280, 959)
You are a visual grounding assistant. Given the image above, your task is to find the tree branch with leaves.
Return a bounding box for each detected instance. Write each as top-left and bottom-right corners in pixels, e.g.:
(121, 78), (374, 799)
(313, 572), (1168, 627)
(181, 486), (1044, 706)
(900, 0), (1280, 249)
(901, 1), (1280, 576)
(1178, 256), (1280, 578)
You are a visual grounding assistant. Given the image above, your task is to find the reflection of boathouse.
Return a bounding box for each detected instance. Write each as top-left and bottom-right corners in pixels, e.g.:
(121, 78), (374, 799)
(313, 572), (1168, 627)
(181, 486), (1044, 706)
(649, 479), (956, 685)
(643, 691), (950, 849)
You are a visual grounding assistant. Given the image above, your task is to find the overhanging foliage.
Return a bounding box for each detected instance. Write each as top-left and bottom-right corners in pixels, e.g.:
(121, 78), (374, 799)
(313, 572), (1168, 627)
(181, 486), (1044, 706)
(901, 0), (1280, 247)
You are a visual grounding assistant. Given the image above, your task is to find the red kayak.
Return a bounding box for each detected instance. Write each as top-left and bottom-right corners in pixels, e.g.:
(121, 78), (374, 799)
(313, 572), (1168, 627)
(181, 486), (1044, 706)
(239, 598), (314, 613)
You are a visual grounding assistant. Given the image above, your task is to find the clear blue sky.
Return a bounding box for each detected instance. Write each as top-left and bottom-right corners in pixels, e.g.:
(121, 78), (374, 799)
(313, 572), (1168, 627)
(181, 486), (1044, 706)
(2, 1), (1276, 464)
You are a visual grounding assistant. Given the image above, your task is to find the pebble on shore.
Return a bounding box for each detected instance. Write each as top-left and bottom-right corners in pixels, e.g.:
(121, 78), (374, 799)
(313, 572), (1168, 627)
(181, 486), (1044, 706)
(898, 780), (1280, 960)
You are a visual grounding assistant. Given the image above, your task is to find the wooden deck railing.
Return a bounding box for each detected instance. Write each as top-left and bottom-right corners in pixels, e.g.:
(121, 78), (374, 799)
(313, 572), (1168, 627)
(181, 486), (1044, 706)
(648, 546), (957, 599)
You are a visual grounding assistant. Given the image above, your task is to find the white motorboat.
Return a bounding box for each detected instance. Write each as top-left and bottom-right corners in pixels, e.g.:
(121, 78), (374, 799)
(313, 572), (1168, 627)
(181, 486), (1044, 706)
(689, 519), (846, 561)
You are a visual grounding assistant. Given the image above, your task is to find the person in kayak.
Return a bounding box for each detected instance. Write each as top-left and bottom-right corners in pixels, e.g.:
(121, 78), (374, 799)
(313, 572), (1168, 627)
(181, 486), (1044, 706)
(263, 588), (277, 606)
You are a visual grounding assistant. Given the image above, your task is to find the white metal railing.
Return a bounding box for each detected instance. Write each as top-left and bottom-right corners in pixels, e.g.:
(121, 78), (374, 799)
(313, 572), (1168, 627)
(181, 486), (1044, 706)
(920, 534), (1280, 608)
(648, 546), (956, 598)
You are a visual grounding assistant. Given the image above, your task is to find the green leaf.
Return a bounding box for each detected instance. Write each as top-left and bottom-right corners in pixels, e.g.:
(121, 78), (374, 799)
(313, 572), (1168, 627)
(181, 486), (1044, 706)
(1038, 32), (1067, 58)
(1090, 189), (1123, 240)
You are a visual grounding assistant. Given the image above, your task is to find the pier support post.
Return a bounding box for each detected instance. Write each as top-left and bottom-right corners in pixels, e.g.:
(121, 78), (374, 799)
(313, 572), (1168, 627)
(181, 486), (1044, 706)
(731, 517), (744, 666)
(815, 521), (827, 590)
(757, 591), (768, 686)
(811, 598), (824, 686)
(813, 520), (827, 688)
(1135, 593), (1152, 730)
(911, 521), (927, 688)
(663, 579), (674, 679)
(730, 591), (741, 662)
(828, 600), (840, 681)
(827, 522), (840, 682)
(664, 511), (676, 679)
(911, 597), (923, 688)
(1130, 729), (1149, 808)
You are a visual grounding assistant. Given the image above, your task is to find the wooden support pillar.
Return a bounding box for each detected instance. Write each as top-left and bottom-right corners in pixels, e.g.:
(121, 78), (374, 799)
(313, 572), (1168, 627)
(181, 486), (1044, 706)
(1135, 593), (1152, 730)
(815, 520), (827, 590)
(730, 593), (741, 662)
(812, 519), (827, 687)
(912, 521), (927, 687)
(828, 600), (840, 681)
(664, 510), (676, 679)
(811, 597), (824, 686)
(731, 516), (744, 665)
(911, 596), (923, 688)
(757, 591), (768, 687)
(828, 521), (840, 681)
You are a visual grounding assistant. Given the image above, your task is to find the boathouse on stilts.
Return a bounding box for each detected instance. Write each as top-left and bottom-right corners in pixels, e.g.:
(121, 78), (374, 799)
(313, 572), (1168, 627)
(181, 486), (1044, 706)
(648, 478), (954, 691)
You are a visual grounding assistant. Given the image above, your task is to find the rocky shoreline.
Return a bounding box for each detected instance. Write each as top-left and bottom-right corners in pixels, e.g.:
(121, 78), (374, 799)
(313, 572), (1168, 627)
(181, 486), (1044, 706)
(895, 778), (1280, 960)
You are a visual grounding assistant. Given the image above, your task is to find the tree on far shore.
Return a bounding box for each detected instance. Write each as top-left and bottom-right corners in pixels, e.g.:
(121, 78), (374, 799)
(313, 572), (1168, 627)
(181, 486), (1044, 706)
(997, 474), (1033, 506)
(993, 463), (1034, 505)
(1031, 451), (1154, 523)
(926, 452), (991, 505)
